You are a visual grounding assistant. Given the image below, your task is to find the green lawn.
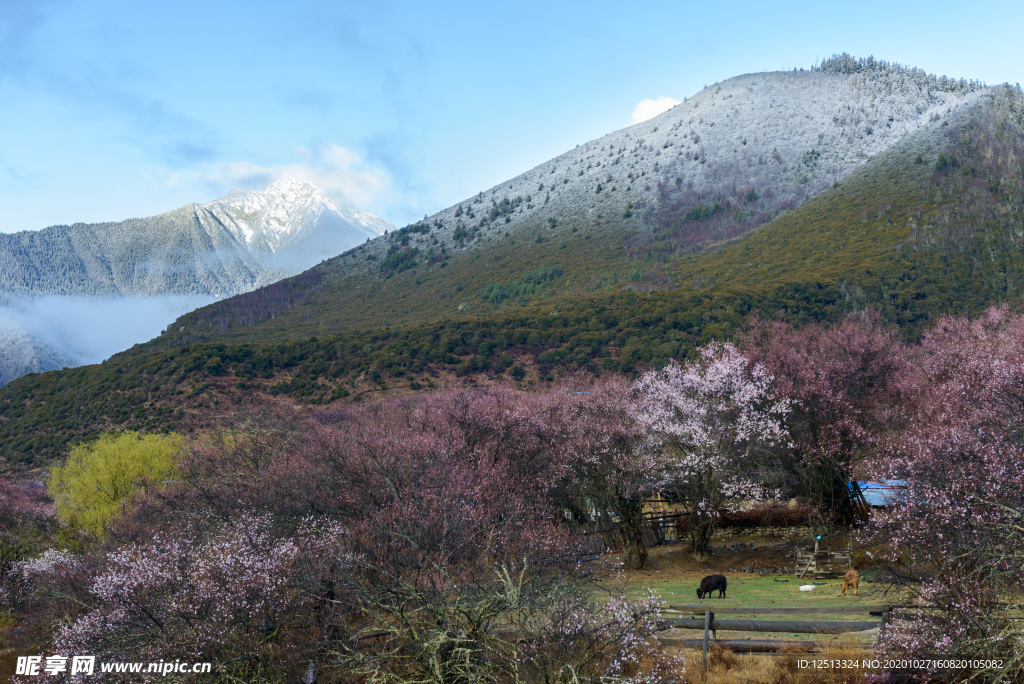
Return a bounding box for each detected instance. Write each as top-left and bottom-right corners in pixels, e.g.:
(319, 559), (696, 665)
(620, 571), (912, 644)
(648, 574), (903, 609)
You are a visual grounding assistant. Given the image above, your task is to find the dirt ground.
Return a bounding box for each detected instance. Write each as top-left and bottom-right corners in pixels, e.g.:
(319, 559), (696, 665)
(624, 532), (851, 585)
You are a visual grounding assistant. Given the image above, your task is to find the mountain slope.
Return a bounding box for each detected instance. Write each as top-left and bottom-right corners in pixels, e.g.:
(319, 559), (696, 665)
(328, 56), (983, 275)
(4, 57), (1022, 469)
(0, 175), (391, 298)
(155, 59), (988, 347)
(0, 176), (392, 387)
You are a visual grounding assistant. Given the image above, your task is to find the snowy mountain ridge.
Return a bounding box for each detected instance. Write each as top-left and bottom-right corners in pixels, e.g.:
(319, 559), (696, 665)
(0, 176), (393, 298)
(335, 58), (989, 275)
(201, 174), (390, 253)
(0, 177), (393, 385)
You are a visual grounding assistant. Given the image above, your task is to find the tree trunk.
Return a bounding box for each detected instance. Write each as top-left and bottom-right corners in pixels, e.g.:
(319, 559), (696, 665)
(801, 460), (856, 525)
(691, 515), (714, 560)
(618, 501), (649, 570)
(622, 532), (648, 571)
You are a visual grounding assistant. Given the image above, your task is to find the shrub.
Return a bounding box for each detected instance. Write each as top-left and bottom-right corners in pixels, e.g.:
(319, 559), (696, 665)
(46, 432), (182, 539)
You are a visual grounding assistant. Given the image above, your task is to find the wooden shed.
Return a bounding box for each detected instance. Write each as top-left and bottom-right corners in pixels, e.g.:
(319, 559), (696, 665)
(794, 538), (853, 578)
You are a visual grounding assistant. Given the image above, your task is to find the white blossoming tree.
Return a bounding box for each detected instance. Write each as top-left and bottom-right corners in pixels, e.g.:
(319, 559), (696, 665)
(632, 342), (790, 558)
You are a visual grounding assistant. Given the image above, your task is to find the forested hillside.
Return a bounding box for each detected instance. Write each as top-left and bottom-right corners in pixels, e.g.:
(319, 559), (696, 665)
(3, 81), (1024, 468)
(152, 60), (994, 347)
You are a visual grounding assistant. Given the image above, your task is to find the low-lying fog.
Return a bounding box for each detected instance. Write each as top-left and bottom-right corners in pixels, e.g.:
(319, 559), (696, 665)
(0, 295), (215, 386)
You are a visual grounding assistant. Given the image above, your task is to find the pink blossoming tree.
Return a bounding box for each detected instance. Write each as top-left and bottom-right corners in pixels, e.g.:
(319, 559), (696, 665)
(868, 307), (1024, 680)
(743, 311), (920, 523)
(20, 391), (685, 683)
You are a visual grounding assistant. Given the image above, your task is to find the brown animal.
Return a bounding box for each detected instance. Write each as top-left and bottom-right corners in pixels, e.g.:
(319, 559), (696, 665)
(840, 569), (859, 596)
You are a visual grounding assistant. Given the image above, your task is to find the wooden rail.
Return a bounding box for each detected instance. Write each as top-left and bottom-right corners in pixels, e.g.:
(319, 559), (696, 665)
(659, 604), (912, 665)
(662, 617), (878, 634)
(661, 638), (824, 653)
(663, 602), (897, 614)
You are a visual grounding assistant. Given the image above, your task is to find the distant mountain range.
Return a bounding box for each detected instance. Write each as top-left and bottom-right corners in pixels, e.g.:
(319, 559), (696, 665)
(0, 174), (391, 298)
(0, 176), (392, 385)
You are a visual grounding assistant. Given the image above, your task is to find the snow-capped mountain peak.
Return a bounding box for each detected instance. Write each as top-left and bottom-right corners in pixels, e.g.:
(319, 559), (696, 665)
(0, 172), (396, 385)
(266, 173), (322, 200)
(201, 175), (391, 252)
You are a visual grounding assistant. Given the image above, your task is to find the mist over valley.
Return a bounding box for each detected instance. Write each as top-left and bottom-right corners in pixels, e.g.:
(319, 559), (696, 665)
(0, 175), (392, 385)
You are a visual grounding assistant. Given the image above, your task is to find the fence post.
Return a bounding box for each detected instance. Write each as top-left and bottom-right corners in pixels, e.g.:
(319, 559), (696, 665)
(877, 605), (891, 646)
(702, 609), (712, 666)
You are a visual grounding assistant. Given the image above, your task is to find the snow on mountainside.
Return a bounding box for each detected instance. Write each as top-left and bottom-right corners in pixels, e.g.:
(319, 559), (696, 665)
(0, 177), (392, 385)
(0, 314), (76, 387)
(0, 176), (393, 298)
(202, 174), (390, 253)
(333, 59), (987, 274)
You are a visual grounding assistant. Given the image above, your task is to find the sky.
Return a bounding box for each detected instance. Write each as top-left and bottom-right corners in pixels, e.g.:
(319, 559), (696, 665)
(2, 0), (1022, 233)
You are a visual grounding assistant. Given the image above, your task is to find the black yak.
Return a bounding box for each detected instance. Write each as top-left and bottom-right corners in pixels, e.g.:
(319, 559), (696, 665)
(697, 574), (727, 599)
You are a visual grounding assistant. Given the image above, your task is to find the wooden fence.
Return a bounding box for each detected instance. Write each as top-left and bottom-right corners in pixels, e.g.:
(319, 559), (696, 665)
(569, 509), (734, 550)
(794, 539), (854, 578)
(568, 511), (689, 549)
(572, 504), (811, 552)
(660, 604), (909, 665)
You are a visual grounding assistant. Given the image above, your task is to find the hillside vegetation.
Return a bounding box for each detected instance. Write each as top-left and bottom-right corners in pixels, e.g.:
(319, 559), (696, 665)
(5, 313), (1024, 681)
(2, 72), (1023, 469)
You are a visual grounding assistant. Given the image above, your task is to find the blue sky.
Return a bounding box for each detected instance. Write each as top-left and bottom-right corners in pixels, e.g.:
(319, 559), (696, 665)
(1, 0), (1021, 233)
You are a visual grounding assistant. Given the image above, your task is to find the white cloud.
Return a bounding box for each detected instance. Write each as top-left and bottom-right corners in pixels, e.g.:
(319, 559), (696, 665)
(631, 96), (681, 124)
(162, 143), (392, 210)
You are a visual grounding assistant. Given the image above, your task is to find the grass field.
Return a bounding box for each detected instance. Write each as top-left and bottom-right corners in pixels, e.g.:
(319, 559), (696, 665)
(613, 540), (912, 646)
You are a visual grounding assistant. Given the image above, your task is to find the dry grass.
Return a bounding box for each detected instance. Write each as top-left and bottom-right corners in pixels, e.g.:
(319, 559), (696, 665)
(664, 635), (872, 683)
(0, 611), (22, 682)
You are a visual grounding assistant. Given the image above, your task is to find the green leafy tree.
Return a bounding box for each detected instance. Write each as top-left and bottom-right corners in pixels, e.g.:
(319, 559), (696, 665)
(47, 431), (182, 539)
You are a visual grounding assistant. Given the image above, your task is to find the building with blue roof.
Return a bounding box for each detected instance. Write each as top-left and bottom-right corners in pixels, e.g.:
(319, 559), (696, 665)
(850, 480), (909, 507)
